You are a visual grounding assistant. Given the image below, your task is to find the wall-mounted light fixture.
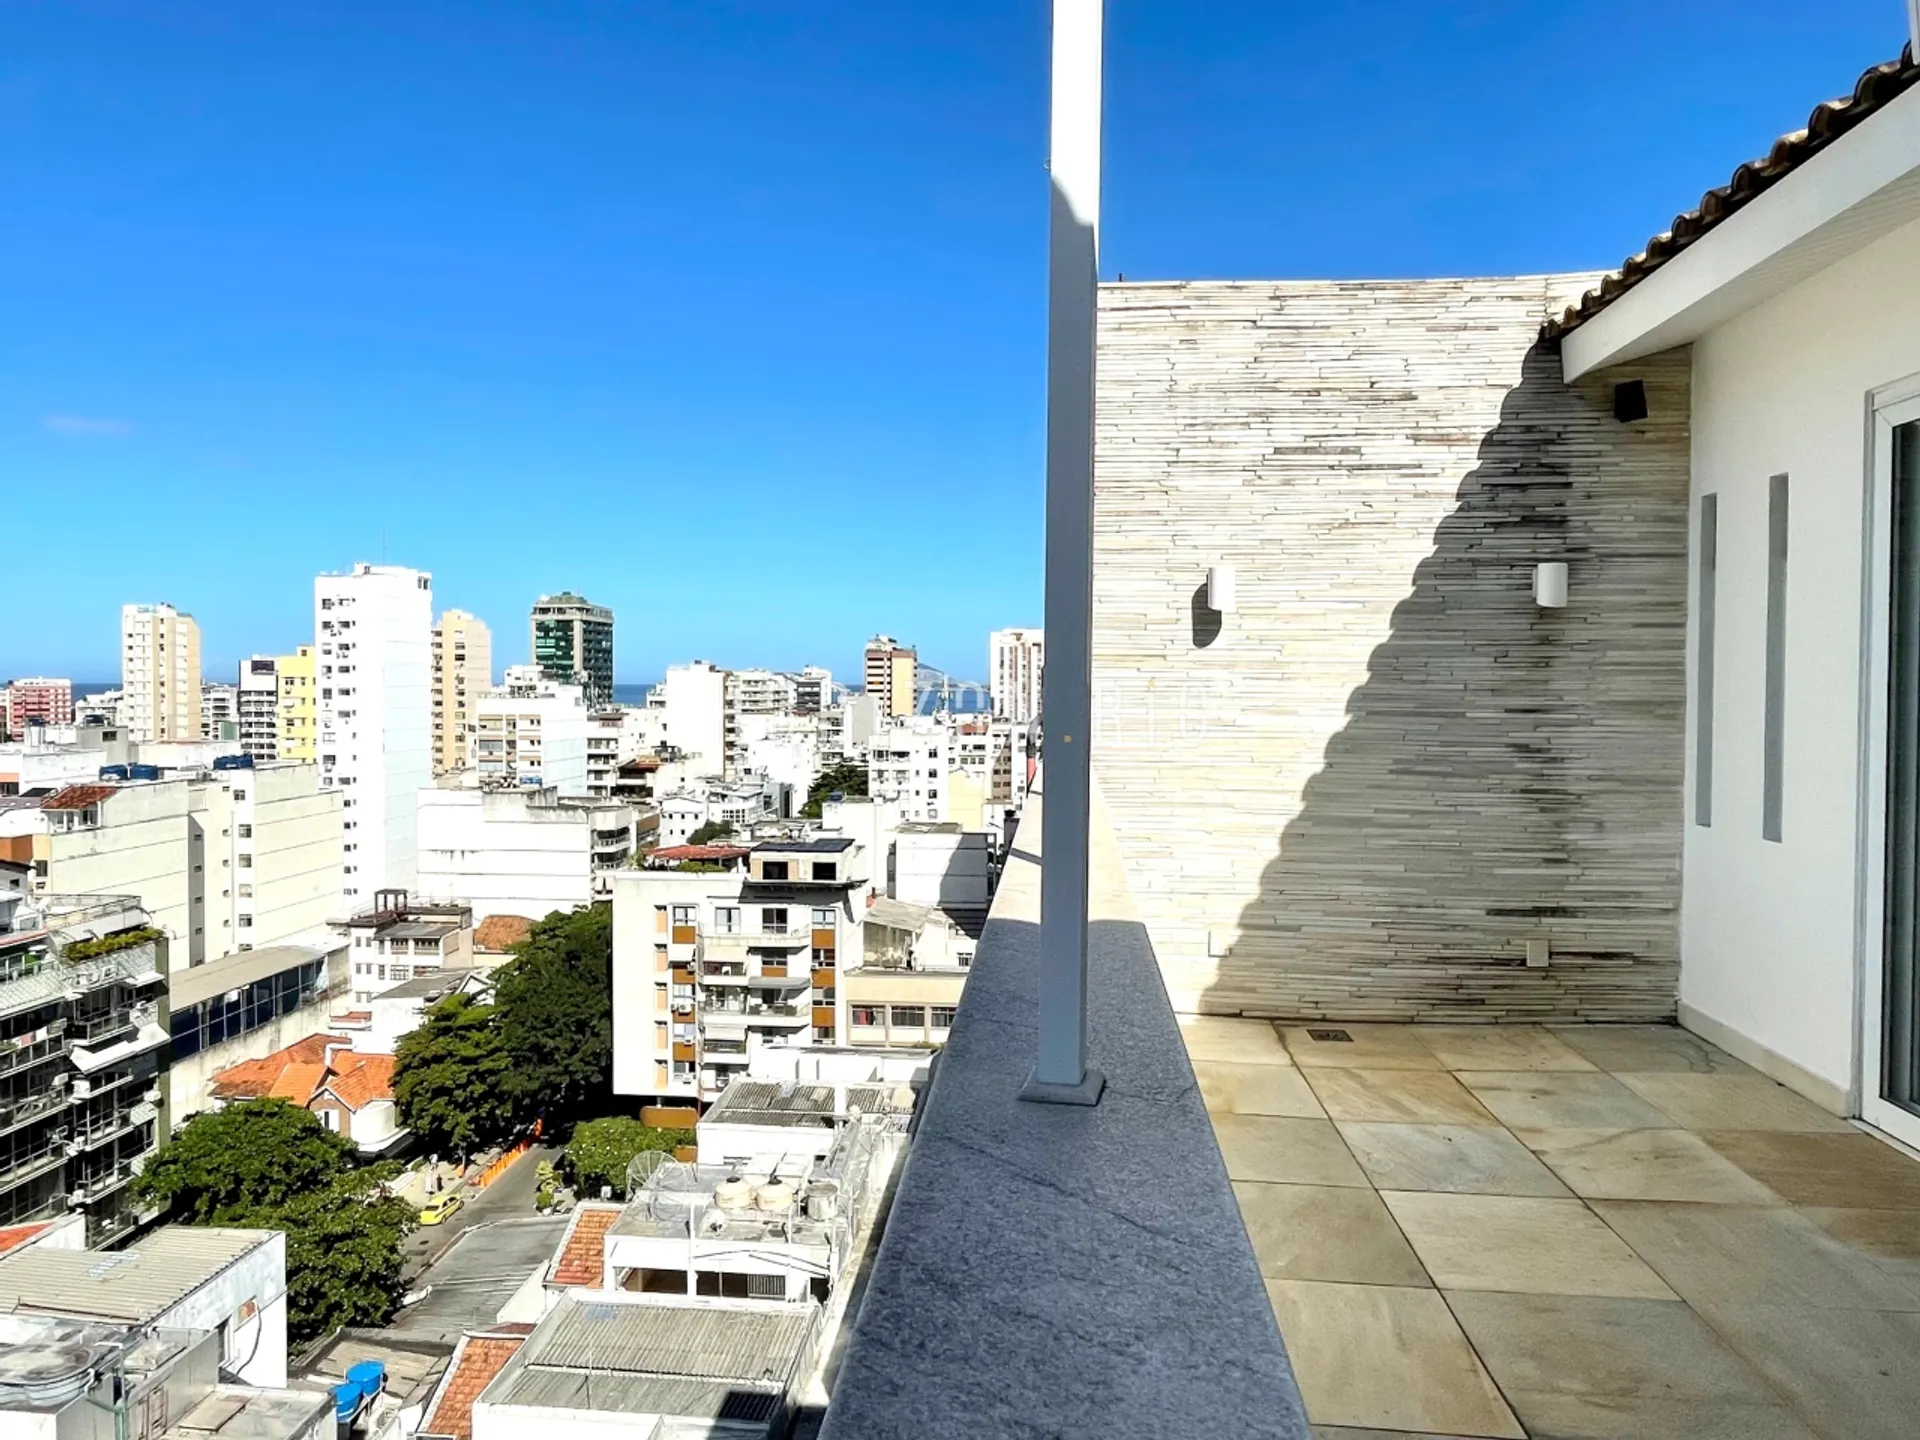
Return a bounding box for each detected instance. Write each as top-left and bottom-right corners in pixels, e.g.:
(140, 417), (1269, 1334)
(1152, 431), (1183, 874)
(1534, 561), (1569, 609)
(1207, 565), (1238, 614)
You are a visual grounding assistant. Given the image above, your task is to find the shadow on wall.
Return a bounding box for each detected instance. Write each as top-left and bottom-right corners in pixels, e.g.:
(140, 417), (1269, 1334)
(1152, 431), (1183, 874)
(1211, 341), (1690, 1025)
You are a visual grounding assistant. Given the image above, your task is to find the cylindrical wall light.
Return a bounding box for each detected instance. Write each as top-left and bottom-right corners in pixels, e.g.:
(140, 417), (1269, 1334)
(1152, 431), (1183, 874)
(1208, 565), (1238, 614)
(1534, 561), (1569, 609)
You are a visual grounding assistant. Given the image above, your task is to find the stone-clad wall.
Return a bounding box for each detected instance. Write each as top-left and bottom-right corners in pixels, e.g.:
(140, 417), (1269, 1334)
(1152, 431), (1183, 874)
(1091, 277), (1690, 1022)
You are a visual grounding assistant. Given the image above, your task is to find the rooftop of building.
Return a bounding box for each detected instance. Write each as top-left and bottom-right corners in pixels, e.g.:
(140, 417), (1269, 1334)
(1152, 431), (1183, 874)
(40, 782), (117, 811)
(0, 1227), (275, 1326)
(169, 943), (330, 1012)
(374, 966), (490, 1002)
(212, 1034), (393, 1111)
(472, 915), (532, 954)
(643, 843), (751, 866)
(477, 1295), (813, 1426)
(705, 1079), (909, 1130)
(752, 836), (854, 854)
(861, 898), (987, 939)
(159, 1386), (333, 1440)
(420, 1327), (534, 1440)
(345, 892), (471, 932)
(549, 1204), (620, 1288)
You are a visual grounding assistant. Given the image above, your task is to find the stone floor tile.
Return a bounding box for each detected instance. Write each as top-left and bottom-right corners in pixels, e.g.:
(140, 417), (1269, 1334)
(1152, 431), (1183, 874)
(1281, 1024), (1446, 1071)
(1692, 1301), (1920, 1440)
(1303, 1068), (1496, 1125)
(1614, 1073), (1853, 1132)
(1549, 1024), (1756, 1076)
(1696, 1130), (1920, 1209)
(1337, 1122), (1570, 1197)
(1381, 1191), (1676, 1299)
(1498, 1394), (1822, 1439)
(1211, 1114), (1370, 1187)
(1801, 1206), (1920, 1288)
(1454, 1072), (1674, 1131)
(1196, 1060), (1326, 1118)
(1264, 1279), (1523, 1438)
(1234, 1181), (1430, 1285)
(1314, 1430), (1488, 1439)
(1515, 1127), (1781, 1204)
(1590, 1200), (1920, 1311)
(1413, 1025), (1597, 1073)
(1178, 1014), (1293, 1064)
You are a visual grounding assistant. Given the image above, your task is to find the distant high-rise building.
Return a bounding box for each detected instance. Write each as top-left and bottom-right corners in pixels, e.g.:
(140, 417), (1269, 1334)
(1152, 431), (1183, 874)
(864, 635), (918, 718)
(237, 657), (281, 760)
(474, 665), (590, 795)
(530, 592), (614, 707)
(990, 628), (1045, 723)
(4, 677), (74, 736)
(317, 563), (433, 911)
(659, 661), (729, 775)
(200, 682), (239, 741)
(793, 665), (834, 715)
(121, 603), (202, 742)
(275, 645), (317, 761)
(432, 609), (493, 774)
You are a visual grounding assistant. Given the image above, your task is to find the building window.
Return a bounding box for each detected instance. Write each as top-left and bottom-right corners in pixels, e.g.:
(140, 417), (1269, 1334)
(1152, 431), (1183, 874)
(714, 906), (740, 934)
(237, 824), (252, 839)
(810, 861), (837, 881)
(1695, 493), (1717, 828)
(811, 906), (835, 927)
(761, 907), (789, 934)
(931, 1005), (958, 1029)
(890, 1005), (926, 1028)
(1763, 473), (1788, 842)
(851, 1006), (880, 1027)
(760, 860), (789, 881)
(391, 964), (411, 982)
(671, 904), (695, 927)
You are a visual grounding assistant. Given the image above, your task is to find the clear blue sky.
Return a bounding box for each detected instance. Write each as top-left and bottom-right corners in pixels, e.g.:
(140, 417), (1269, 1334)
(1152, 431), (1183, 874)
(2, 1), (1904, 684)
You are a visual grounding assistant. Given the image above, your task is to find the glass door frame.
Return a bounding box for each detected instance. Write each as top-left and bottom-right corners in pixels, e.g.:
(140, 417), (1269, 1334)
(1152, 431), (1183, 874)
(1856, 375), (1920, 1152)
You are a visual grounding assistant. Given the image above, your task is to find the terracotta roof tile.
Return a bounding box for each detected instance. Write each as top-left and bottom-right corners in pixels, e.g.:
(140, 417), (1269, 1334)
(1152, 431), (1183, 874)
(473, 915), (533, 954)
(211, 1034), (350, 1100)
(268, 1061), (327, 1103)
(423, 1332), (527, 1440)
(646, 844), (749, 863)
(549, 1205), (620, 1288)
(41, 783), (118, 811)
(1545, 45), (1920, 339)
(324, 1053), (395, 1111)
(0, 1223), (52, 1257)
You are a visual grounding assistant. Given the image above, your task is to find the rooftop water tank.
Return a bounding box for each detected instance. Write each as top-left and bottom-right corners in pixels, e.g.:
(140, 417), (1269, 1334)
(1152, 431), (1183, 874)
(713, 1177), (754, 1211)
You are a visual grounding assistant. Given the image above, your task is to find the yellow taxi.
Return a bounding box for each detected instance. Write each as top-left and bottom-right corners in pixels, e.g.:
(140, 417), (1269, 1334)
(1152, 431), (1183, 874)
(417, 1193), (465, 1226)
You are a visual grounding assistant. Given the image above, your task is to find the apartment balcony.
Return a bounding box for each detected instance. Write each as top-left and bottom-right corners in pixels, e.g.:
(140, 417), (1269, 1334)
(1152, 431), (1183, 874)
(0, 1137), (69, 1192)
(0, 941), (162, 1024)
(0, 1021), (69, 1080)
(0, 1088), (71, 1140)
(697, 928), (809, 954)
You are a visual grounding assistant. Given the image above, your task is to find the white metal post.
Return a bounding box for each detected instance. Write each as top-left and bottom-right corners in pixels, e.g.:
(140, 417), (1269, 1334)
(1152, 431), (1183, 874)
(1021, 0), (1105, 1107)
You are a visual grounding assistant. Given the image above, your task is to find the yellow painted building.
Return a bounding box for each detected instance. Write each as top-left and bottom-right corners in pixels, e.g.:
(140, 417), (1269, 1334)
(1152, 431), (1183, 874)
(275, 645), (317, 761)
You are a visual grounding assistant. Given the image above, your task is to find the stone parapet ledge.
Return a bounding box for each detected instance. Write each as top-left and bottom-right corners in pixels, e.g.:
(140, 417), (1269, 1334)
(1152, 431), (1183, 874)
(819, 776), (1310, 1439)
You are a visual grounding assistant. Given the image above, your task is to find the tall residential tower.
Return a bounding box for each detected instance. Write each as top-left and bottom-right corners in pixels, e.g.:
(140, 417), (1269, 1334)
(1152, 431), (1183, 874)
(530, 592), (614, 706)
(431, 609), (493, 774)
(989, 627), (1045, 723)
(864, 635), (918, 718)
(121, 603), (202, 742)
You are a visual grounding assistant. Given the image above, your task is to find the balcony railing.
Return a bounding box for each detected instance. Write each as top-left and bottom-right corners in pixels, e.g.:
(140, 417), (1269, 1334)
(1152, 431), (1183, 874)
(818, 777), (1310, 1438)
(0, 943), (162, 1024)
(0, 1021), (69, 1080)
(0, 1137), (68, 1191)
(0, 1088), (70, 1139)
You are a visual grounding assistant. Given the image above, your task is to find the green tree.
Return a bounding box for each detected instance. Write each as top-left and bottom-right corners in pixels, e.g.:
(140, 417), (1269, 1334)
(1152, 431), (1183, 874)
(801, 762), (868, 819)
(492, 905), (614, 1121)
(232, 1173), (417, 1342)
(133, 1100), (353, 1221)
(393, 992), (518, 1155)
(685, 820), (736, 846)
(563, 1116), (694, 1199)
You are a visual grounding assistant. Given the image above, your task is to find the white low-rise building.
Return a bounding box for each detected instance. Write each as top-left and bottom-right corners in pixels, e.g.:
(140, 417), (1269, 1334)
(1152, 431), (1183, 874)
(416, 783), (637, 922)
(473, 666), (590, 796)
(865, 717), (950, 823)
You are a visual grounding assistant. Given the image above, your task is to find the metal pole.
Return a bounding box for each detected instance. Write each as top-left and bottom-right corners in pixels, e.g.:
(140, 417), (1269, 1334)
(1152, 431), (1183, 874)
(1021, 0), (1104, 1107)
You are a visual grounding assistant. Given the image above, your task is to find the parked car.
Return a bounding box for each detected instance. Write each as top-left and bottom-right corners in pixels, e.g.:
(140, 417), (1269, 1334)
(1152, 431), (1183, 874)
(418, 1193), (465, 1226)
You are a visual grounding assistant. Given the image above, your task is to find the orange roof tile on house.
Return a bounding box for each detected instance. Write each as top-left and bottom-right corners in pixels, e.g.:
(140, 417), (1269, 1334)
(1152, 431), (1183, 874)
(41, 783), (118, 812)
(211, 1034), (350, 1101)
(0, 1222), (52, 1258)
(645, 844), (749, 864)
(323, 1053), (396, 1111)
(269, 1061), (328, 1103)
(473, 915), (532, 954)
(422, 1329), (531, 1440)
(549, 1204), (620, 1288)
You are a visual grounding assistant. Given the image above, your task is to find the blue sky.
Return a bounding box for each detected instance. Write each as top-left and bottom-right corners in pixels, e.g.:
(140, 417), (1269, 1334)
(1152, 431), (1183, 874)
(2, 1), (1904, 684)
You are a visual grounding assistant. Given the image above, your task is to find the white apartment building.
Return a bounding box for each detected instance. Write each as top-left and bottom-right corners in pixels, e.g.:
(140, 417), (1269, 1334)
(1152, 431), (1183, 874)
(866, 717), (950, 823)
(656, 776), (786, 847)
(735, 713), (823, 805)
(344, 892), (474, 1002)
(416, 783), (637, 922)
(236, 657), (280, 760)
(793, 665), (834, 714)
(729, 668), (799, 717)
(611, 838), (868, 1104)
(200, 682), (238, 741)
(12, 763), (342, 968)
(988, 627), (1044, 723)
(432, 608), (492, 775)
(316, 563), (433, 911)
(657, 661), (729, 776)
(121, 602), (202, 742)
(474, 665), (589, 795)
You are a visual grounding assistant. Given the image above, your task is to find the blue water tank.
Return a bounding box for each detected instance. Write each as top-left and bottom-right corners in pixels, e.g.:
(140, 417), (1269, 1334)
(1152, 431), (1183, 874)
(128, 764), (160, 781)
(212, 754), (253, 771)
(332, 1380), (362, 1423)
(98, 765), (129, 781)
(346, 1360), (386, 1396)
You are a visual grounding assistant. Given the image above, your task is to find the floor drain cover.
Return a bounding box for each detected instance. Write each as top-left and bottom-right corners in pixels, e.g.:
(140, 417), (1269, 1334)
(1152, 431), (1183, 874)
(1306, 1028), (1353, 1043)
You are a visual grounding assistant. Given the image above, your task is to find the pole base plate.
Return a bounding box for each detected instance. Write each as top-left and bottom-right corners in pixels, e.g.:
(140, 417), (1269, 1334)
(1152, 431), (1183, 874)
(1018, 1066), (1107, 1107)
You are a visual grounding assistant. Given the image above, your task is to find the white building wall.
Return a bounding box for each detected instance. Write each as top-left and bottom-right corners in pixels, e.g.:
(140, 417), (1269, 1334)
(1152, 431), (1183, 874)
(989, 628), (1044, 723)
(227, 763), (342, 946)
(417, 787), (627, 922)
(317, 564), (432, 911)
(865, 719), (949, 823)
(154, 1234), (290, 1387)
(1682, 212), (1920, 1103)
(474, 667), (590, 796)
(659, 662), (728, 775)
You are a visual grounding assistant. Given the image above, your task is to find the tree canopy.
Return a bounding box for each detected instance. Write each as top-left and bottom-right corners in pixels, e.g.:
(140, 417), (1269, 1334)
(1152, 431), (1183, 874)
(801, 761), (868, 819)
(393, 992), (518, 1156)
(685, 820), (736, 846)
(133, 1099), (354, 1221)
(134, 1101), (413, 1341)
(491, 905), (614, 1121)
(563, 1116), (694, 1200)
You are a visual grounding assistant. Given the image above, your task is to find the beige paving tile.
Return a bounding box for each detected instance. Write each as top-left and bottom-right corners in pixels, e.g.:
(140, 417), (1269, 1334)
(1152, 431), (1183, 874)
(1695, 1301), (1920, 1440)
(1313, 1430), (1487, 1440)
(1591, 1200), (1920, 1312)
(1264, 1279), (1522, 1437)
(1194, 1060), (1325, 1118)
(1337, 1122), (1570, 1197)
(1516, 1127), (1781, 1204)
(1178, 1014), (1292, 1064)
(1447, 1290), (1817, 1439)
(1698, 1130), (1920, 1209)
(1211, 1114), (1370, 1187)
(1614, 1073), (1853, 1132)
(1550, 1024), (1757, 1076)
(1381, 1191), (1676, 1299)
(1303, 1068), (1495, 1125)
(1414, 1025), (1596, 1072)
(1234, 1181), (1430, 1285)
(1455, 1071), (1674, 1131)
(1802, 1206), (1920, 1289)
(1282, 1024), (1445, 1071)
